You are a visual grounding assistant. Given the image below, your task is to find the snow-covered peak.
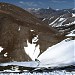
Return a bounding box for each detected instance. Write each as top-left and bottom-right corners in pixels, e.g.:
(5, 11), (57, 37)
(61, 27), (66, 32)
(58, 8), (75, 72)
(72, 8), (75, 10)
(56, 9), (59, 11)
(72, 13), (75, 17)
(47, 7), (52, 9)
(35, 8), (40, 11)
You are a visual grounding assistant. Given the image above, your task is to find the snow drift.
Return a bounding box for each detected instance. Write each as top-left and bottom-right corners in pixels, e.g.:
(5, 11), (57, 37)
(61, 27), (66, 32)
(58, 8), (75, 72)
(37, 38), (75, 67)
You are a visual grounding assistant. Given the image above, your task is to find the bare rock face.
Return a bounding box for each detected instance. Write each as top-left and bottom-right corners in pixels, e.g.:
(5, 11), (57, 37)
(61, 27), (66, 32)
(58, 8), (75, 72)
(0, 2), (65, 62)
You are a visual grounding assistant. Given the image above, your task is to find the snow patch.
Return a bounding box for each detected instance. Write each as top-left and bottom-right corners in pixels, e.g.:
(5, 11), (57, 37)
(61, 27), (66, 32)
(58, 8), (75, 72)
(32, 35), (39, 42)
(47, 7), (50, 9)
(30, 29), (34, 32)
(0, 61), (38, 67)
(66, 29), (75, 37)
(53, 19), (67, 27)
(4, 52), (8, 57)
(0, 46), (4, 53)
(18, 26), (20, 31)
(38, 39), (75, 67)
(56, 9), (59, 11)
(49, 16), (54, 20)
(42, 18), (46, 21)
(72, 13), (75, 17)
(65, 21), (75, 26)
(59, 18), (65, 22)
(24, 35), (40, 61)
(35, 8), (40, 11)
(49, 17), (59, 25)
(0, 71), (75, 75)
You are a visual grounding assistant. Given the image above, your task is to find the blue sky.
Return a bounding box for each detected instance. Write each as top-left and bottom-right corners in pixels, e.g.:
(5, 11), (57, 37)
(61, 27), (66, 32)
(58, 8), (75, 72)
(0, 0), (74, 9)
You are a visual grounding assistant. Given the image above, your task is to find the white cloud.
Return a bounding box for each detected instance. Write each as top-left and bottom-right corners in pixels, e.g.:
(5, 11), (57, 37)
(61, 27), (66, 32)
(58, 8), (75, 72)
(19, 1), (24, 4)
(51, 0), (67, 3)
(26, 2), (38, 6)
(19, 1), (38, 7)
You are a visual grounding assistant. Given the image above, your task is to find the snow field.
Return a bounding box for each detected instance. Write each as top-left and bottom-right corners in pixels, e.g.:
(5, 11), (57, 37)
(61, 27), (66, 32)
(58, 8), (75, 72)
(0, 71), (75, 75)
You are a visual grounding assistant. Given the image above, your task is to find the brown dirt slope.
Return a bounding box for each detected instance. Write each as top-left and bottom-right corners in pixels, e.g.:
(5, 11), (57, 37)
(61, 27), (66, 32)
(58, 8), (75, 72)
(0, 2), (65, 62)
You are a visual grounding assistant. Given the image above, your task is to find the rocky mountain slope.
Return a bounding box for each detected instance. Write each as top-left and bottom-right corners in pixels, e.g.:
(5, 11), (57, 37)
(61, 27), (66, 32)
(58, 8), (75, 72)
(0, 2), (65, 62)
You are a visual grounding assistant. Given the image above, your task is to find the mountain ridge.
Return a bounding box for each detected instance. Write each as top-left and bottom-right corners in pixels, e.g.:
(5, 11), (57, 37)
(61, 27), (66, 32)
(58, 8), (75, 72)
(0, 2), (65, 62)
(26, 7), (75, 34)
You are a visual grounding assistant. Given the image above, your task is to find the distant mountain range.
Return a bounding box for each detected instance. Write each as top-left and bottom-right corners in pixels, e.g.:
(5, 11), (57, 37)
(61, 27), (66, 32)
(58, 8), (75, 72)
(26, 7), (75, 18)
(26, 7), (75, 34)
